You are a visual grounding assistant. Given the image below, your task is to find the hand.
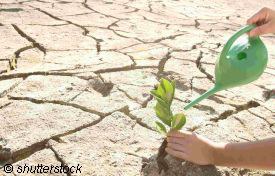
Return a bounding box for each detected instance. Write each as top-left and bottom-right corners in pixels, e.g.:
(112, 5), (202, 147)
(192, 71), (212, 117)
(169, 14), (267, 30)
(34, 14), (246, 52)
(247, 7), (275, 36)
(166, 131), (220, 165)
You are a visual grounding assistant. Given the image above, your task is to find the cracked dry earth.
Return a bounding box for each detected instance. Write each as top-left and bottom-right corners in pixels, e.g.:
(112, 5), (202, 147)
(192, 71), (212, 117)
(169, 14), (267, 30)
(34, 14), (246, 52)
(0, 0), (275, 175)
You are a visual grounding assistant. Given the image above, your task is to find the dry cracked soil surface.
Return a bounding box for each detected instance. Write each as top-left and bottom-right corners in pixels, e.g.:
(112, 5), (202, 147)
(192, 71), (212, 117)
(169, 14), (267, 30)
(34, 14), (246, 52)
(0, 0), (275, 175)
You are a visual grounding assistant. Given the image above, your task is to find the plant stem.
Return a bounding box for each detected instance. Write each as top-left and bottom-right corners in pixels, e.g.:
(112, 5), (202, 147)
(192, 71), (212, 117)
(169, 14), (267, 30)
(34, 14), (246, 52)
(156, 138), (168, 173)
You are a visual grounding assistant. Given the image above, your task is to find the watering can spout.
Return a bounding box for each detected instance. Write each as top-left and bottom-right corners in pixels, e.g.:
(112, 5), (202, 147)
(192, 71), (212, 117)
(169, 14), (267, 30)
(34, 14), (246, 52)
(184, 86), (220, 110)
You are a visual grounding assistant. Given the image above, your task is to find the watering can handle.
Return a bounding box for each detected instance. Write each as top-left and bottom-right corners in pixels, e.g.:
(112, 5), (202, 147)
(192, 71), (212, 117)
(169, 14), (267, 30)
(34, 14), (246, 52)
(220, 24), (256, 59)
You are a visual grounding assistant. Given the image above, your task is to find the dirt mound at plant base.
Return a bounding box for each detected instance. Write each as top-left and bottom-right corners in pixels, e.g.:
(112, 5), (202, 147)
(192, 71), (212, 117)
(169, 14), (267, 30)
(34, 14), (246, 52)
(142, 155), (273, 176)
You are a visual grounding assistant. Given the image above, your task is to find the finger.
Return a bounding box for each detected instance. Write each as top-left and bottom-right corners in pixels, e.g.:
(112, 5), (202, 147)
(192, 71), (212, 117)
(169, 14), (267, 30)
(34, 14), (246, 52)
(167, 142), (186, 152)
(165, 147), (188, 160)
(249, 22), (272, 36)
(247, 7), (269, 24)
(167, 136), (185, 145)
(167, 130), (192, 138)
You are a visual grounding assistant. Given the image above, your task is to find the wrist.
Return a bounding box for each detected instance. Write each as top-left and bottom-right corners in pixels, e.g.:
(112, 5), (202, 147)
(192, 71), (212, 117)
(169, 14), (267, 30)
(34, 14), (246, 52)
(211, 142), (227, 165)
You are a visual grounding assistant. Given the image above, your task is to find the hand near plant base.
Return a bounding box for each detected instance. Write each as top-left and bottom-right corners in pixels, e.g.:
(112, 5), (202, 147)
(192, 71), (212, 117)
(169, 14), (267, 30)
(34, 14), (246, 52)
(247, 7), (275, 36)
(166, 131), (275, 170)
(166, 131), (216, 165)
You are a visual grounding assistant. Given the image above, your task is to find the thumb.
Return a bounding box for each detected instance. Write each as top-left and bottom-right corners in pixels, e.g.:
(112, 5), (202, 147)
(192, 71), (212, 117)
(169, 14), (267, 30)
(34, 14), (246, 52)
(249, 22), (271, 36)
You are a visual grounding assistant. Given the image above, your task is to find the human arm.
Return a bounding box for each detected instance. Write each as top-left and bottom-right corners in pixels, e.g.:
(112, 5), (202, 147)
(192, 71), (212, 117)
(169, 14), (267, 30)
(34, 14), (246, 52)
(166, 131), (275, 170)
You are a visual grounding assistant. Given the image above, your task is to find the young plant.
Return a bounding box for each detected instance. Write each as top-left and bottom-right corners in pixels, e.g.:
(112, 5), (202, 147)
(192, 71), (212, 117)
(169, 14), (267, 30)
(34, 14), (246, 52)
(150, 78), (187, 173)
(151, 78), (186, 135)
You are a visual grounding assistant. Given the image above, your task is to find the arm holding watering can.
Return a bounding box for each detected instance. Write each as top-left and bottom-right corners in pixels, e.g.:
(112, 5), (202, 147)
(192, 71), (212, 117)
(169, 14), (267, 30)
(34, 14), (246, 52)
(166, 8), (275, 170)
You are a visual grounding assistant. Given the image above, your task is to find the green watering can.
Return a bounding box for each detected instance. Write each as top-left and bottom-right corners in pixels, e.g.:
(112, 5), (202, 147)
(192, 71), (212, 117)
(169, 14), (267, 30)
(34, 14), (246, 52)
(184, 24), (268, 110)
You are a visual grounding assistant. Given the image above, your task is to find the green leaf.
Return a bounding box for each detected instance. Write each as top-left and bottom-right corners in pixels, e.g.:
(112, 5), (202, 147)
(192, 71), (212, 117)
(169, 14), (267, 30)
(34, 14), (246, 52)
(171, 80), (176, 100)
(155, 121), (167, 135)
(171, 113), (186, 130)
(152, 93), (169, 108)
(160, 78), (174, 104)
(160, 78), (173, 93)
(154, 103), (171, 126)
(150, 90), (162, 99)
(156, 84), (166, 100)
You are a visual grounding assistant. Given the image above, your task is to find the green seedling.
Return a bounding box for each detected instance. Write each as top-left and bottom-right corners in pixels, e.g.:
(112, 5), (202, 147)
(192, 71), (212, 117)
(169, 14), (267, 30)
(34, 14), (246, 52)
(151, 78), (186, 135)
(150, 78), (187, 173)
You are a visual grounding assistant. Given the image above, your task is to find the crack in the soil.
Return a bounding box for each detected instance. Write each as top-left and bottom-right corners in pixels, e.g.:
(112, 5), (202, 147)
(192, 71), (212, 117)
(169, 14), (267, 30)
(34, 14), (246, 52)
(2, 90), (134, 164)
(67, 91), (84, 102)
(156, 49), (172, 78)
(48, 143), (71, 176)
(0, 70), (7, 75)
(0, 102), (12, 110)
(121, 107), (156, 131)
(110, 49), (137, 67)
(0, 64), (157, 81)
(263, 89), (275, 101)
(153, 33), (185, 43)
(31, 6), (103, 53)
(0, 149), (12, 165)
(0, 0), (33, 5)
(14, 45), (34, 58)
(0, 71), (76, 81)
(8, 96), (107, 117)
(52, 116), (104, 140)
(0, 80), (22, 98)
(26, 23), (69, 27)
(195, 19), (200, 28)
(88, 77), (114, 97)
(6, 45), (35, 72)
(125, 8), (139, 13)
(141, 94), (153, 108)
(101, 0), (164, 16)
(106, 25), (148, 44)
(82, 0), (121, 20)
(142, 16), (194, 27)
(94, 65), (157, 74)
(4, 114), (105, 164)
(148, 3), (153, 12)
(63, 12), (93, 17)
(211, 100), (260, 122)
(248, 110), (275, 133)
(123, 152), (149, 162)
(193, 104), (217, 114)
(117, 86), (140, 103)
(12, 24), (46, 55)
(195, 50), (214, 82)
(36, 0), (51, 3)
(232, 116), (258, 140)
(107, 19), (120, 29)
(11, 140), (47, 164)
(117, 84), (152, 108)
(86, 19), (187, 45)
(107, 21), (185, 44)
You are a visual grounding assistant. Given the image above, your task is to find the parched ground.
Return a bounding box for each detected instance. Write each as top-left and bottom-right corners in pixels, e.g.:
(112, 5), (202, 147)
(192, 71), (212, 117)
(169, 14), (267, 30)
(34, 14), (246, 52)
(0, 0), (275, 175)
